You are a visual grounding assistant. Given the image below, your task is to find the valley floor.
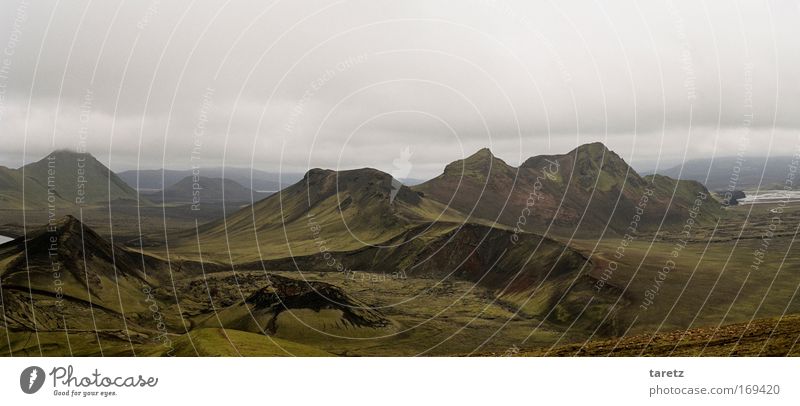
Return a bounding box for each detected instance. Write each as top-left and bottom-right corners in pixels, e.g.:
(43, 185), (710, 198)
(511, 314), (800, 357)
(1, 199), (799, 357)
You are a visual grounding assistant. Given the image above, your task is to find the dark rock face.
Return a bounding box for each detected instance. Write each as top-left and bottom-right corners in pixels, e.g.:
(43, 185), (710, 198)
(245, 274), (390, 329)
(718, 190), (746, 206)
(0, 215), (149, 283)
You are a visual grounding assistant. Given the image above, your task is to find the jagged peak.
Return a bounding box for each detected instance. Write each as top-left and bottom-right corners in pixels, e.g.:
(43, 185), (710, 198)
(304, 168), (334, 180)
(55, 214), (82, 227)
(460, 148), (504, 165)
(554, 142), (612, 162)
(572, 142), (629, 167)
(295, 166), (421, 206)
(46, 215), (101, 241)
(442, 147), (513, 175)
(8, 214), (110, 259)
(469, 147), (495, 159)
(521, 142), (636, 178)
(575, 141), (611, 153)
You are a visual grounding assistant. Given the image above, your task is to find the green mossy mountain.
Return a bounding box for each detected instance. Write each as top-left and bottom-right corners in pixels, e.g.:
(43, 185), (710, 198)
(0, 150), (144, 209)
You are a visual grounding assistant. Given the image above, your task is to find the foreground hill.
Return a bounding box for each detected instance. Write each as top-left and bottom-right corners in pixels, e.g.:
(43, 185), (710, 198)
(0, 218), (383, 355)
(414, 142), (723, 237)
(2, 216), (797, 356)
(0, 215), (166, 332)
(0, 150), (144, 209)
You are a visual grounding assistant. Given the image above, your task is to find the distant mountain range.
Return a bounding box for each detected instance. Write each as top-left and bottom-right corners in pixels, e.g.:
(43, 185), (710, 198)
(647, 156), (798, 191)
(141, 175), (271, 204)
(0, 152), (293, 209)
(1, 145), (723, 230)
(118, 167), (304, 192)
(3, 142), (798, 356)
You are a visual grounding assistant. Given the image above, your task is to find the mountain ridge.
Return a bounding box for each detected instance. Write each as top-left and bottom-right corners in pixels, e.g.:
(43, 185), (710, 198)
(414, 142), (721, 236)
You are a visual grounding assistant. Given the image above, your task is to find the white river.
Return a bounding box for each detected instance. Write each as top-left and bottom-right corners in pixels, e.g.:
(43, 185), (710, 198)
(739, 190), (800, 205)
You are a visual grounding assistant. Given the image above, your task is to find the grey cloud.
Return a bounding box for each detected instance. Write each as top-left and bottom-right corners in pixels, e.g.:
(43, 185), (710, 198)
(1, 0), (798, 177)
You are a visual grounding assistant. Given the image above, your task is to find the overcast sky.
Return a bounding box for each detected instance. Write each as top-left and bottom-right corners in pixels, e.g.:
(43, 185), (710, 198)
(1, 0), (799, 178)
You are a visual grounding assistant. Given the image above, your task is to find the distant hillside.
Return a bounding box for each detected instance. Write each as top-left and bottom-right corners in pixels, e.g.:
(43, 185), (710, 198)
(0, 150), (143, 208)
(414, 142), (723, 237)
(648, 156), (798, 191)
(142, 175), (271, 204)
(118, 167), (304, 192)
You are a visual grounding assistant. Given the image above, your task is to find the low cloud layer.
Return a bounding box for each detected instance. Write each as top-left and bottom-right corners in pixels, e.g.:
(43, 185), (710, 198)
(1, 0), (799, 178)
